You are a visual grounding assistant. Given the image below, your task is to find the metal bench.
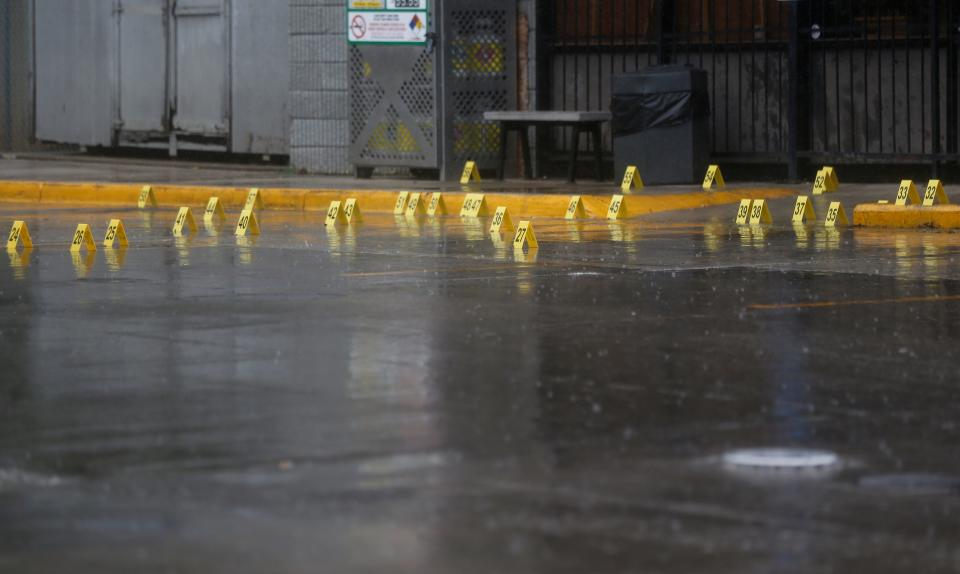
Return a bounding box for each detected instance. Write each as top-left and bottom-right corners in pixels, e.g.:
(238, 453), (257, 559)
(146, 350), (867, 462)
(483, 111), (612, 183)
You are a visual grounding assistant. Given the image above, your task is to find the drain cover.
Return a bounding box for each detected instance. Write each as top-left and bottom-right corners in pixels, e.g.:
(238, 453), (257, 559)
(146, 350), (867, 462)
(722, 448), (839, 470)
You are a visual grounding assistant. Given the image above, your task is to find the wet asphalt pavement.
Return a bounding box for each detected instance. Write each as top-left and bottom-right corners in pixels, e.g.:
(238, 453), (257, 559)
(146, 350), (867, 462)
(1, 202), (959, 573)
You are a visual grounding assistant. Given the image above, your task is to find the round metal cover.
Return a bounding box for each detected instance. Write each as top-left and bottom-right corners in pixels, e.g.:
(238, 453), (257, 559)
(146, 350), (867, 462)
(722, 448), (839, 470)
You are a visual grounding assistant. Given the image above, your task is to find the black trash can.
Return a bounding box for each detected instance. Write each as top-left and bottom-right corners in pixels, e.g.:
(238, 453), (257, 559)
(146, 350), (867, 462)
(611, 66), (710, 185)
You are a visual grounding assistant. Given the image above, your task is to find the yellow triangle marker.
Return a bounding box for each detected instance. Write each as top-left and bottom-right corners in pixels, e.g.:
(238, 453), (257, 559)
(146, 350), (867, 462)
(813, 166), (839, 195)
(460, 193), (488, 217)
(513, 221), (538, 251)
(735, 199), (753, 224)
(405, 192), (426, 217)
(702, 164), (725, 190)
(565, 195), (586, 219)
(792, 195), (815, 223)
(325, 201), (348, 227)
(607, 194), (625, 220)
(137, 185), (157, 209)
(204, 197), (226, 222)
(489, 206), (514, 234)
(235, 208), (261, 236)
(343, 198), (362, 223)
(895, 180), (921, 206)
(427, 192), (446, 216)
(172, 207), (198, 236)
(7, 221), (32, 250)
(103, 219), (129, 248)
(244, 188), (263, 211)
(70, 223), (97, 252)
(922, 179), (949, 206)
(748, 199), (773, 225)
(393, 191), (410, 214)
(621, 165), (643, 192)
(825, 201), (849, 227)
(460, 161), (481, 184)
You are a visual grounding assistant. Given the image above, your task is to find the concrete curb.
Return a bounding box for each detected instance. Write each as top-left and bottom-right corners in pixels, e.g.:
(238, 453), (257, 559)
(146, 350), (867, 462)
(0, 180), (794, 220)
(853, 204), (960, 229)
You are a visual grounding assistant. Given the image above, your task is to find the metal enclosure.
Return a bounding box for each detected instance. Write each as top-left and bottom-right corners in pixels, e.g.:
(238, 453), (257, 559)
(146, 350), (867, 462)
(35, 0), (288, 155)
(348, 0), (516, 180)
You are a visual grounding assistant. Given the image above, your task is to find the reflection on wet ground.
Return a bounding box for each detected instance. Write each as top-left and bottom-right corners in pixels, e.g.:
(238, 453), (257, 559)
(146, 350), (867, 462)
(1, 205), (959, 573)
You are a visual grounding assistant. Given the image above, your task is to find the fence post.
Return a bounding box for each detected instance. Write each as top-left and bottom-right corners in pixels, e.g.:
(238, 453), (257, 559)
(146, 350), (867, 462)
(787, 2), (800, 181)
(931, 0), (941, 177)
(655, 0), (673, 65)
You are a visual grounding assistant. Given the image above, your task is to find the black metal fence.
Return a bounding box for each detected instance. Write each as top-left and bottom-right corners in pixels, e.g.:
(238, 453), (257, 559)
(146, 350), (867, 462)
(537, 0), (960, 177)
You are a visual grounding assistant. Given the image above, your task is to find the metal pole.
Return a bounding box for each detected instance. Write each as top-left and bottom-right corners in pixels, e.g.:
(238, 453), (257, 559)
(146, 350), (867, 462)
(931, 0), (941, 177)
(787, 2), (799, 181)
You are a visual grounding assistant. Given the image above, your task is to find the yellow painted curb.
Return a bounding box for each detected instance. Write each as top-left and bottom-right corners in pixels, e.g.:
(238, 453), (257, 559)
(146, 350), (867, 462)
(853, 204), (960, 229)
(0, 180), (794, 220)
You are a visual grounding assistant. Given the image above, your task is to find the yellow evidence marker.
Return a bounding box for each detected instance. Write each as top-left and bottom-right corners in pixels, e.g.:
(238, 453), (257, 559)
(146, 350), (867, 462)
(923, 179), (949, 206)
(813, 166), (839, 195)
(702, 164), (725, 190)
(748, 199), (773, 225)
(405, 192), (426, 217)
(792, 195), (815, 223)
(172, 207), (198, 236)
(343, 198), (362, 223)
(607, 194), (625, 220)
(244, 188), (263, 211)
(7, 221), (32, 250)
(513, 221), (539, 251)
(621, 165), (643, 192)
(824, 201), (849, 227)
(137, 185), (157, 208)
(103, 219), (129, 248)
(460, 160), (481, 184)
(70, 224), (97, 252)
(325, 201), (348, 227)
(565, 195), (586, 219)
(427, 192), (446, 216)
(204, 197), (226, 222)
(460, 193), (488, 217)
(895, 180), (920, 206)
(489, 206), (514, 234)
(735, 199), (753, 224)
(393, 191), (410, 214)
(235, 208), (261, 236)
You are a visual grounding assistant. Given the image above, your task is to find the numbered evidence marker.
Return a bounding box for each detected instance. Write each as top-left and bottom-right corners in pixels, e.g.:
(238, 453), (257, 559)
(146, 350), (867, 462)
(621, 165), (643, 192)
(427, 192), (446, 216)
(6, 221), (32, 250)
(735, 199), (753, 224)
(203, 196), (226, 223)
(103, 219), (129, 248)
(824, 201), (849, 227)
(923, 179), (950, 206)
(70, 224), (97, 252)
(489, 206), (514, 234)
(172, 207), (198, 236)
(343, 198), (362, 223)
(460, 193), (488, 217)
(792, 195), (816, 223)
(137, 185), (157, 208)
(606, 194), (626, 220)
(895, 180), (920, 206)
(405, 192), (426, 217)
(812, 166), (839, 195)
(748, 199), (773, 225)
(460, 160), (481, 184)
(702, 164), (726, 190)
(234, 208), (261, 236)
(325, 200), (348, 227)
(565, 195), (586, 219)
(512, 220), (539, 251)
(393, 191), (410, 214)
(244, 188), (264, 211)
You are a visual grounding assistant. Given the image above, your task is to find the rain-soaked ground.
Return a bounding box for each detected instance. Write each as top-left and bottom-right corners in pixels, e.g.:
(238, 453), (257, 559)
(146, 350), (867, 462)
(1, 202), (959, 573)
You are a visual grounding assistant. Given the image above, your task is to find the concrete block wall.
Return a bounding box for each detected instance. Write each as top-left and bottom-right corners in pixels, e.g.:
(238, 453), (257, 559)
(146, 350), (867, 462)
(289, 0), (351, 174)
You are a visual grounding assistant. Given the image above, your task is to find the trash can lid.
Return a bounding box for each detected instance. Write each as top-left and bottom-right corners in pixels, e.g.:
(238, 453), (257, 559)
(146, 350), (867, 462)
(613, 65), (707, 94)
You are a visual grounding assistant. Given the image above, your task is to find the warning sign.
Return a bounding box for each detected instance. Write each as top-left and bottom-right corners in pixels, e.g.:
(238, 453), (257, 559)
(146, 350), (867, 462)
(347, 0), (427, 44)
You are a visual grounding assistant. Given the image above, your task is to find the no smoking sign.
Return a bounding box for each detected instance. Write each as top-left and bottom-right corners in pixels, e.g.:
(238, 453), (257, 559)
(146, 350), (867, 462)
(350, 15), (367, 39)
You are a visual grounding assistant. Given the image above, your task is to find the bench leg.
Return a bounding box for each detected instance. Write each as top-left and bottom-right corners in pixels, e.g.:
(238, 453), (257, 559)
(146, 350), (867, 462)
(592, 125), (603, 181)
(519, 127), (533, 180)
(568, 126), (581, 183)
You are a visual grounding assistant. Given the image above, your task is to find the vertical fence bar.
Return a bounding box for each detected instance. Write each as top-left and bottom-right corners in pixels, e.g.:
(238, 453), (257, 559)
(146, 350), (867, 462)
(788, 1), (800, 179)
(930, 0), (940, 175)
(906, 0), (912, 154)
(946, 0), (958, 154)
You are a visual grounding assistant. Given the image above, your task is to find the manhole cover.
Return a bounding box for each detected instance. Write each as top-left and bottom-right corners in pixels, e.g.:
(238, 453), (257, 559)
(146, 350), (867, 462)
(722, 448), (839, 470)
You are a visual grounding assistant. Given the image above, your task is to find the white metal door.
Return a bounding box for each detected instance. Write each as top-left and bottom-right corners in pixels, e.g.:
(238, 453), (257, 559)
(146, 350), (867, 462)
(118, 0), (168, 132)
(172, 0), (229, 134)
